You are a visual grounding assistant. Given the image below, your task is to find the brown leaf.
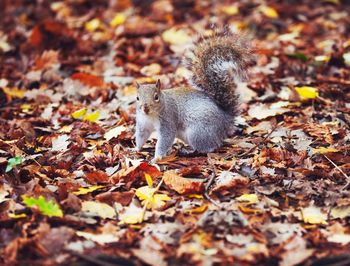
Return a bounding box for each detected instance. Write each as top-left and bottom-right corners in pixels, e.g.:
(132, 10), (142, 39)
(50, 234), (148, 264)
(96, 191), (135, 206)
(84, 170), (110, 185)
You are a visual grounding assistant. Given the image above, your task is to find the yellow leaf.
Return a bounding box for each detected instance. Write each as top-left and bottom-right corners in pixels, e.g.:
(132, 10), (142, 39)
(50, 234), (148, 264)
(313, 147), (339, 154)
(85, 18), (101, 32)
(83, 111), (100, 122)
(222, 5), (239, 15)
(110, 13), (126, 27)
(145, 173), (153, 187)
(162, 28), (191, 46)
(188, 194), (204, 199)
(236, 194), (259, 204)
(21, 104), (31, 112)
(81, 201), (116, 219)
(72, 108), (87, 119)
(118, 204), (144, 224)
(9, 213), (27, 219)
(3, 87), (25, 98)
(295, 86), (319, 100)
(259, 5), (278, 18)
(135, 186), (156, 201)
(301, 206), (327, 224)
(135, 186), (171, 209)
(73, 185), (104, 195)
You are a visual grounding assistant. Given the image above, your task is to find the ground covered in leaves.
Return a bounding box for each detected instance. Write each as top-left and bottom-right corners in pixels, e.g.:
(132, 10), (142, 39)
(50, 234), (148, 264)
(1, 0), (350, 265)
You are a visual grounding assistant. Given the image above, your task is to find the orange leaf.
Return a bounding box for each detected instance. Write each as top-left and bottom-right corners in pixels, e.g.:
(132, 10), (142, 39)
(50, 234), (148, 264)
(30, 25), (43, 46)
(71, 72), (104, 87)
(163, 170), (205, 194)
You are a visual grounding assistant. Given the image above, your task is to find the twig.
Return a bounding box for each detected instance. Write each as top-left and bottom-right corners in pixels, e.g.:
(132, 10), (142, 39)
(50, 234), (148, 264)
(324, 155), (350, 190)
(139, 176), (165, 222)
(204, 154), (221, 207)
(238, 121), (282, 158)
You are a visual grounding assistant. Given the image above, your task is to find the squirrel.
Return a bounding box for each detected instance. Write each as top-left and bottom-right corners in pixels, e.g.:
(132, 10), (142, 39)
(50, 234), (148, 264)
(135, 28), (254, 162)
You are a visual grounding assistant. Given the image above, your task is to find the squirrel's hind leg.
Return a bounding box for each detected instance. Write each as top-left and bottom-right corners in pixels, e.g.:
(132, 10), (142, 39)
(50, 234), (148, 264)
(186, 128), (223, 154)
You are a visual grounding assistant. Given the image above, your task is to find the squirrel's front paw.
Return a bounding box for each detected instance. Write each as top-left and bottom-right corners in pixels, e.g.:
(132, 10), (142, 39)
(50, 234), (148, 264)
(151, 156), (162, 164)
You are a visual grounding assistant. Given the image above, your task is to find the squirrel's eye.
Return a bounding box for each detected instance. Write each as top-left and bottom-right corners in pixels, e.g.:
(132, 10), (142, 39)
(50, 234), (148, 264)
(154, 94), (159, 101)
(136, 96), (139, 101)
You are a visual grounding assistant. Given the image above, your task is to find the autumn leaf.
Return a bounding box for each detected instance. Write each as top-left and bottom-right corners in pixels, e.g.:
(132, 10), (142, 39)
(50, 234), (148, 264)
(73, 185), (105, 196)
(295, 86), (319, 100)
(135, 186), (170, 210)
(81, 201), (116, 219)
(236, 194), (259, 205)
(85, 18), (102, 32)
(162, 28), (191, 46)
(259, 5), (278, 18)
(71, 72), (104, 87)
(313, 147), (339, 154)
(5, 156), (23, 173)
(301, 206), (327, 225)
(71, 108), (87, 119)
(110, 13), (126, 27)
(163, 170), (205, 194)
(82, 111), (100, 122)
(22, 195), (63, 217)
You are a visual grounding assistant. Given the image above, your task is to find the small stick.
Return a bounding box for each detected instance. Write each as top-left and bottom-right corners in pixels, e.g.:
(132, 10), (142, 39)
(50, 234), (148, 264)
(204, 154), (221, 207)
(324, 155), (350, 190)
(139, 176), (165, 222)
(238, 121), (282, 158)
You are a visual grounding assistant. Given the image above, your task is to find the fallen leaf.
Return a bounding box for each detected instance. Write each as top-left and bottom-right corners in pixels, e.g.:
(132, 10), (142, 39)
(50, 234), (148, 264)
(163, 170), (205, 194)
(76, 231), (119, 245)
(313, 147), (339, 154)
(81, 201), (116, 219)
(259, 5), (278, 18)
(22, 195), (63, 217)
(71, 72), (104, 87)
(236, 194), (259, 205)
(51, 135), (70, 152)
(301, 206), (327, 224)
(110, 13), (126, 27)
(5, 156), (23, 173)
(104, 126), (127, 141)
(71, 108), (87, 119)
(83, 111), (100, 122)
(295, 86), (319, 100)
(73, 186), (105, 196)
(85, 18), (102, 32)
(135, 186), (171, 209)
(343, 52), (350, 67)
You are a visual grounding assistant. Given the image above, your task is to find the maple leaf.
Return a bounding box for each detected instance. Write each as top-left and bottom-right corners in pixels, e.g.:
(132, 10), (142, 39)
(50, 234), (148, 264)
(22, 195), (63, 217)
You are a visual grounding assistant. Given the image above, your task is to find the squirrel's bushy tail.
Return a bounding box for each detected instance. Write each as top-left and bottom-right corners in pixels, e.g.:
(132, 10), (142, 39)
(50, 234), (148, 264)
(184, 28), (254, 115)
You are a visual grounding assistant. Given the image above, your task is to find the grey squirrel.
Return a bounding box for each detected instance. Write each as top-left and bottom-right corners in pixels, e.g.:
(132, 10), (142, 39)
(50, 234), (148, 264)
(135, 28), (254, 162)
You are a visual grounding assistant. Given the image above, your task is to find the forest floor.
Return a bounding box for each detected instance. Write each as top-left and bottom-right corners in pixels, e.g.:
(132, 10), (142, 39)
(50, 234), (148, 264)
(0, 0), (350, 265)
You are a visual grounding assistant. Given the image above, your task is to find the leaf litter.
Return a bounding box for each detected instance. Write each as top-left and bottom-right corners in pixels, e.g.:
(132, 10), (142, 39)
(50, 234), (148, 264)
(0, 1), (350, 266)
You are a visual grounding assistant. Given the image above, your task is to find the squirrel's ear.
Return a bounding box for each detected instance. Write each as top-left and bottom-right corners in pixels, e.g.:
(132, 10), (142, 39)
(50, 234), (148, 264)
(135, 82), (140, 89)
(156, 79), (161, 90)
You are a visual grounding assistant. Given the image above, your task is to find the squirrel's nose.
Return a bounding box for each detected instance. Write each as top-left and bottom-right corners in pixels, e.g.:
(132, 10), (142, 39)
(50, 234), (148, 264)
(143, 105), (150, 114)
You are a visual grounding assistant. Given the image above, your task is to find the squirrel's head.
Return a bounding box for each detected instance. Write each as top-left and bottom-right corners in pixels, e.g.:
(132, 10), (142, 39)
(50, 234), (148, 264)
(136, 79), (163, 116)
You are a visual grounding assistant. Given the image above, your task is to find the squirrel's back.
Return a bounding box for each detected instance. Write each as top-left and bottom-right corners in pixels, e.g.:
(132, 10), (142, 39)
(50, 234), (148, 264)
(162, 87), (233, 137)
